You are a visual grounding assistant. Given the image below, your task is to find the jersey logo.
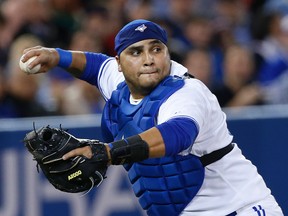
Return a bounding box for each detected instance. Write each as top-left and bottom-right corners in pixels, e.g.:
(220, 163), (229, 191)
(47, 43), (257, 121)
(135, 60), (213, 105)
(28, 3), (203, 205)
(135, 24), (147, 32)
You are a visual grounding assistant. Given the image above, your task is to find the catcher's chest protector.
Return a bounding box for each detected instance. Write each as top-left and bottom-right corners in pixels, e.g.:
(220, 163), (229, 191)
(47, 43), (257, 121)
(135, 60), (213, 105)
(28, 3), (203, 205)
(102, 76), (205, 216)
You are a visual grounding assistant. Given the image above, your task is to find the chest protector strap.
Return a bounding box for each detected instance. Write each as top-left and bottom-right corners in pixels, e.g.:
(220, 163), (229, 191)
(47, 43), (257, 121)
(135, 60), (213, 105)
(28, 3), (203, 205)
(101, 76), (205, 216)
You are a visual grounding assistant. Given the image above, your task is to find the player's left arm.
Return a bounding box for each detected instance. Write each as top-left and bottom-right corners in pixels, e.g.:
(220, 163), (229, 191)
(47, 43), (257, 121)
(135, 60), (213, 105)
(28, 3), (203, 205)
(63, 117), (199, 164)
(63, 81), (203, 164)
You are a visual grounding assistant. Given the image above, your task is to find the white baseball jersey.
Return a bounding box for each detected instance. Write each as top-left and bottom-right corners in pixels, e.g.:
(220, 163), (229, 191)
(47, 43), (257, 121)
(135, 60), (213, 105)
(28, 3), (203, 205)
(93, 57), (279, 215)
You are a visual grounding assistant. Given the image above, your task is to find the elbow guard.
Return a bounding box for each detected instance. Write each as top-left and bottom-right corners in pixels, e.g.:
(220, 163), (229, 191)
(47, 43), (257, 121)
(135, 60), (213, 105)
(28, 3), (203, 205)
(108, 135), (149, 165)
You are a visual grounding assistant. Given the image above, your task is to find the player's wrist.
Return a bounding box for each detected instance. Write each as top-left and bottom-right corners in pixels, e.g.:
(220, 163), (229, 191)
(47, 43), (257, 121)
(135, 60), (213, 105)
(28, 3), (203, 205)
(108, 135), (149, 165)
(55, 48), (72, 68)
(89, 140), (109, 163)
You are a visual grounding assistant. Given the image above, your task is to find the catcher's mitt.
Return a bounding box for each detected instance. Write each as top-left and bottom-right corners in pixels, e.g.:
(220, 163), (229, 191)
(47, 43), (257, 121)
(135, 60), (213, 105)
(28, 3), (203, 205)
(23, 125), (109, 193)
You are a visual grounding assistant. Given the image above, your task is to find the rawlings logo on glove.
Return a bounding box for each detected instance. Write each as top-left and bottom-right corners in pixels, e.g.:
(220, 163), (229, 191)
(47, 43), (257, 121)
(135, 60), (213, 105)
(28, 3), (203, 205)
(23, 125), (109, 193)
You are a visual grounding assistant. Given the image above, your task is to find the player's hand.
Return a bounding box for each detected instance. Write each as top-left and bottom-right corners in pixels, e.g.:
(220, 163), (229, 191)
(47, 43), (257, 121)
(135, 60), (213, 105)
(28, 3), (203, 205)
(20, 46), (60, 74)
(62, 146), (93, 160)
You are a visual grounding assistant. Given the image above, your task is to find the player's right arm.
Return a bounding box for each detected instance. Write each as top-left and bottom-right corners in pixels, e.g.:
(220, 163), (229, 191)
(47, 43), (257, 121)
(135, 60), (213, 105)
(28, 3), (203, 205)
(21, 46), (87, 77)
(20, 46), (121, 99)
(21, 46), (92, 77)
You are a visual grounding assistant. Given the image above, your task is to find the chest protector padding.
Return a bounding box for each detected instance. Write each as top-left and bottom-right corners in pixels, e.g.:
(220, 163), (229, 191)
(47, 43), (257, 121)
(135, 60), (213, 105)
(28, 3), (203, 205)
(101, 76), (205, 216)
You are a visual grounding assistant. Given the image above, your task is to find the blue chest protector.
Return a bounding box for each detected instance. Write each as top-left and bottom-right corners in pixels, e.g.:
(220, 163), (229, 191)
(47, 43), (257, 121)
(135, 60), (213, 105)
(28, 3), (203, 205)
(101, 76), (205, 216)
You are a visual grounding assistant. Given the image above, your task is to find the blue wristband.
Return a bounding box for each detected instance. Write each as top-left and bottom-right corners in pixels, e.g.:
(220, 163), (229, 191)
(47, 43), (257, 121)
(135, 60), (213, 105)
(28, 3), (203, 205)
(55, 48), (72, 68)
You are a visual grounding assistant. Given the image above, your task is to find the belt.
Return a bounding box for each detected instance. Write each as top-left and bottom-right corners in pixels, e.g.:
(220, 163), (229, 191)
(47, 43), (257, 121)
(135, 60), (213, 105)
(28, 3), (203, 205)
(200, 143), (234, 166)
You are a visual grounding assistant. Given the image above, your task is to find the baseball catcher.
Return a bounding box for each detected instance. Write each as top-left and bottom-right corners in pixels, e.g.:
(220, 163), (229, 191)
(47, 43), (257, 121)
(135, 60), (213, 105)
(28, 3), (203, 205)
(23, 125), (109, 193)
(19, 19), (284, 215)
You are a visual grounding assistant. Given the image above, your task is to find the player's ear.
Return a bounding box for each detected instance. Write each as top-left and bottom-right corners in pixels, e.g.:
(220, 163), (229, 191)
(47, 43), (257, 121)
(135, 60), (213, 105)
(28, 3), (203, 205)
(115, 55), (122, 72)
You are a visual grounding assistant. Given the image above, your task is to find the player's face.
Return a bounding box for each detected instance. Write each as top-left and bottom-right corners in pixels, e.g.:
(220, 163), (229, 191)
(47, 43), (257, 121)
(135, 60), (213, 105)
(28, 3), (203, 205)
(116, 39), (171, 99)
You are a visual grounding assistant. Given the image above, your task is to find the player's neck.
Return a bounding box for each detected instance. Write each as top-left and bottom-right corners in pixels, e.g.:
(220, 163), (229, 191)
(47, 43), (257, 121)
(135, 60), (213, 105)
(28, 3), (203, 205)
(129, 94), (142, 105)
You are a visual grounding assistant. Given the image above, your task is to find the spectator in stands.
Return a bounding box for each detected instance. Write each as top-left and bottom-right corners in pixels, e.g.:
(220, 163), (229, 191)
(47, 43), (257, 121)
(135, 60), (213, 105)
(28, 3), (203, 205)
(213, 0), (252, 48)
(0, 0), (53, 46)
(253, 10), (288, 104)
(212, 44), (264, 107)
(0, 34), (57, 118)
(184, 14), (224, 85)
(80, 5), (115, 55)
(159, 0), (196, 60)
(254, 12), (288, 82)
(183, 48), (213, 88)
(124, 0), (153, 21)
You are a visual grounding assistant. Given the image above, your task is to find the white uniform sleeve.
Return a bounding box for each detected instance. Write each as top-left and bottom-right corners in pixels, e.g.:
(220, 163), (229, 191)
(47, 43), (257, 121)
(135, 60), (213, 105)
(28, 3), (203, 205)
(158, 78), (233, 156)
(170, 60), (188, 76)
(97, 58), (125, 101)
